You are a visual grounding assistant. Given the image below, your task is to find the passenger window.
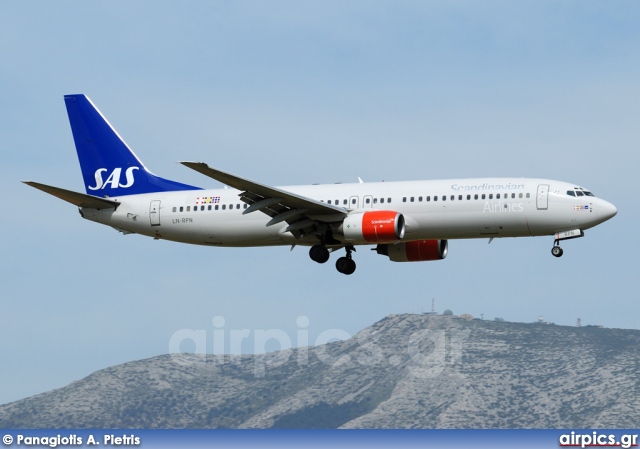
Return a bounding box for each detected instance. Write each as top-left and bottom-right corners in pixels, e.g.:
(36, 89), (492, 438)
(434, 196), (438, 202)
(474, 194), (478, 200)
(180, 206), (184, 212)
(187, 206), (191, 212)
(172, 207), (176, 212)
(366, 198), (371, 204)
(244, 204), (248, 209)
(328, 200), (332, 205)
(426, 196), (431, 202)
(519, 193), (523, 199)
(343, 199), (347, 205)
(222, 205), (226, 210)
(496, 194), (500, 199)
(352, 198), (356, 204)
(410, 197), (414, 202)
(388, 198), (391, 203)
(442, 196), (446, 201)
(215, 205), (219, 210)
(489, 194), (493, 200)
(526, 193), (530, 198)
(208, 205), (211, 211)
(418, 196), (422, 202)
(380, 198), (385, 203)
(481, 194), (485, 200)
(374, 198), (378, 204)
(467, 195), (470, 200)
(450, 195), (454, 201)
(403, 197), (406, 202)
(201, 206), (205, 211)
(458, 195), (462, 200)
(511, 193), (516, 199)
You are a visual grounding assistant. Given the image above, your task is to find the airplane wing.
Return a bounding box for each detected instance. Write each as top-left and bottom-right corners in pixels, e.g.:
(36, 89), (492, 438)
(180, 162), (347, 238)
(23, 181), (120, 209)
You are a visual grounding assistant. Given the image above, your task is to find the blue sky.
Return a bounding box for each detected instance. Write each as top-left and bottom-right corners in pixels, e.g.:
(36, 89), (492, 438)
(1, 1), (639, 406)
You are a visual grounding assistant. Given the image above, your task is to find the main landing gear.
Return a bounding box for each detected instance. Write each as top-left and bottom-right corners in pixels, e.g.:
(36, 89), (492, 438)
(336, 246), (356, 275)
(309, 244), (357, 275)
(309, 244), (330, 264)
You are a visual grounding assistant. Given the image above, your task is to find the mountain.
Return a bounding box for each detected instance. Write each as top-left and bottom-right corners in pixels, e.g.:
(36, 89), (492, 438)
(1, 314), (639, 428)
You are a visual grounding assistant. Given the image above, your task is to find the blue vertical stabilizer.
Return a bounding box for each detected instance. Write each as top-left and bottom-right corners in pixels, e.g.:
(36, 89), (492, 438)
(64, 94), (201, 196)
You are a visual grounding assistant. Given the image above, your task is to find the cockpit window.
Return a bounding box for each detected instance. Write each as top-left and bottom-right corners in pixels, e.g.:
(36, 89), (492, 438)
(568, 188), (595, 197)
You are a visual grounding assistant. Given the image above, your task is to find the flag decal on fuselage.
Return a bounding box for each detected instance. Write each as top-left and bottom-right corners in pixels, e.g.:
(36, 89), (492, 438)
(195, 196), (221, 205)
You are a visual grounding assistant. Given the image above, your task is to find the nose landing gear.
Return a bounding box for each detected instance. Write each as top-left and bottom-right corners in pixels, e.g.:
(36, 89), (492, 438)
(550, 230), (585, 258)
(551, 244), (564, 257)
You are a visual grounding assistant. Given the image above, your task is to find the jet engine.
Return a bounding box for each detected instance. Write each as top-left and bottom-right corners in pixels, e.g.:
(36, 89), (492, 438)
(340, 211), (405, 244)
(376, 239), (448, 262)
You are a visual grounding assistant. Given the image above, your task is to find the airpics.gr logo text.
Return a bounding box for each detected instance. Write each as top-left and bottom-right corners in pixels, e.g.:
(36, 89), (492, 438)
(168, 316), (471, 379)
(88, 167), (139, 190)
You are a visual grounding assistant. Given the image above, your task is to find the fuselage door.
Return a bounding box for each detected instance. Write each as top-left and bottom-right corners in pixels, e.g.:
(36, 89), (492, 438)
(150, 200), (161, 226)
(536, 184), (549, 210)
(349, 195), (359, 209)
(363, 195), (374, 208)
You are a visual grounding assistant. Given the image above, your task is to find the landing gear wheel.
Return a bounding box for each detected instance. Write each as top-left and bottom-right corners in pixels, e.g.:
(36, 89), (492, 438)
(551, 246), (564, 258)
(336, 256), (356, 275)
(309, 244), (330, 264)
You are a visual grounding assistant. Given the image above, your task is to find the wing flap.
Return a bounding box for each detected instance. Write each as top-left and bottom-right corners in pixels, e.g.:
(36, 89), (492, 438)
(23, 181), (120, 209)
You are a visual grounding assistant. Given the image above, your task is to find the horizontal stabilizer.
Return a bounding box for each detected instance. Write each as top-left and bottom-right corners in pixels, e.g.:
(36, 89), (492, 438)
(23, 181), (120, 209)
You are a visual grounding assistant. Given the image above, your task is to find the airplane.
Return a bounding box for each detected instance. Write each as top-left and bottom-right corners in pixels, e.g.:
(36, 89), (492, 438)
(24, 94), (618, 275)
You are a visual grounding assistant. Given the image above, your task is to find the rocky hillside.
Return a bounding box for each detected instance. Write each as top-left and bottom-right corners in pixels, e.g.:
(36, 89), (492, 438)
(1, 314), (639, 428)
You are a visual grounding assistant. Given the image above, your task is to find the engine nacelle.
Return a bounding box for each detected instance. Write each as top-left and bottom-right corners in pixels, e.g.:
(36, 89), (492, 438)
(376, 240), (448, 262)
(340, 211), (405, 244)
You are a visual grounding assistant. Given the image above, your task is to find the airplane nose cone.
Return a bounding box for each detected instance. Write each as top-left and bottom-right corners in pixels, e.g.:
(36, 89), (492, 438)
(600, 201), (617, 221)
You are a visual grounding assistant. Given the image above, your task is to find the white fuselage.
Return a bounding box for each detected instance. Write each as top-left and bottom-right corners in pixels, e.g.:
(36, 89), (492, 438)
(79, 177), (617, 248)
